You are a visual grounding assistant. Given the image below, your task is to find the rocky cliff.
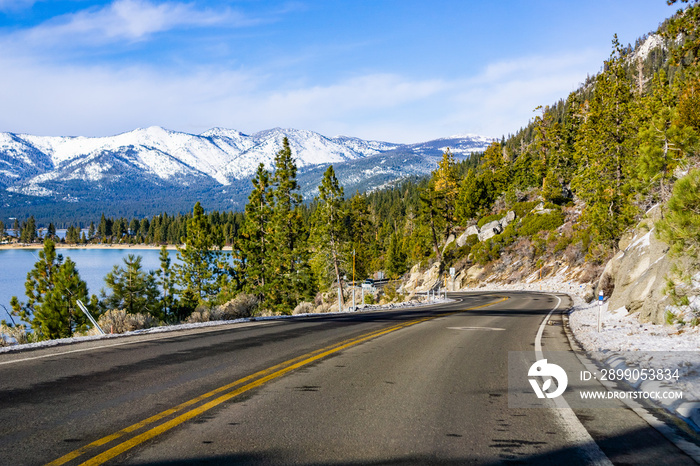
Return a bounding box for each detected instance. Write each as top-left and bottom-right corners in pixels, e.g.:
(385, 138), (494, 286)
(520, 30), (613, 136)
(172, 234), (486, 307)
(597, 206), (674, 324)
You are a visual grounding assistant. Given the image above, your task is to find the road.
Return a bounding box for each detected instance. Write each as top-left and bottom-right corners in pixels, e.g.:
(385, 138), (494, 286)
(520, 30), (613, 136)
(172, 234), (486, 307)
(0, 291), (697, 465)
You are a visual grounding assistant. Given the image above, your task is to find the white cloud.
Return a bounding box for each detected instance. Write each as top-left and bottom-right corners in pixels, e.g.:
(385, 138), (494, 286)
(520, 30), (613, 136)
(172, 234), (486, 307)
(0, 39), (605, 143)
(0, 0), (36, 12)
(0, 58), (448, 141)
(448, 51), (603, 137)
(262, 75), (448, 120)
(15, 0), (244, 46)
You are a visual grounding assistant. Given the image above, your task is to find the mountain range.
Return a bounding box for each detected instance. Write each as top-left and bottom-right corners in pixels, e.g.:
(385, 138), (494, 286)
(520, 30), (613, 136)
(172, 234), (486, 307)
(0, 126), (493, 224)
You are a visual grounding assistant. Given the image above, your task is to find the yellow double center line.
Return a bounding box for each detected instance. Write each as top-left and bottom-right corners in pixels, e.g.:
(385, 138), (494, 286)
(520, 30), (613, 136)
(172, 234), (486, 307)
(48, 297), (507, 466)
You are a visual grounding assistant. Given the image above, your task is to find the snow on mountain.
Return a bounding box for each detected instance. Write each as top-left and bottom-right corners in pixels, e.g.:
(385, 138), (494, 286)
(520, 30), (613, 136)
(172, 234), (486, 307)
(0, 126), (494, 221)
(0, 126), (409, 191)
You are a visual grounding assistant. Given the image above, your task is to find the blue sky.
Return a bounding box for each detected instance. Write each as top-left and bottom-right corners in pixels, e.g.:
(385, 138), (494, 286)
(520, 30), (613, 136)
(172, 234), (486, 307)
(0, 1), (678, 143)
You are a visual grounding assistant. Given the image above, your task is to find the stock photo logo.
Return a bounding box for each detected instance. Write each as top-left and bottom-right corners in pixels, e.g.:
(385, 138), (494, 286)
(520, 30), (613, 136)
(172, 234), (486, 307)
(528, 359), (568, 399)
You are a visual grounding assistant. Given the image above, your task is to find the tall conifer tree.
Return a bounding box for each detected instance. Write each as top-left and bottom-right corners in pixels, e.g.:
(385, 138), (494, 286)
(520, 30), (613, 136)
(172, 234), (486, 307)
(176, 202), (226, 310)
(11, 239), (92, 340)
(310, 166), (347, 303)
(269, 138), (313, 312)
(572, 37), (637, 252)
(238, 163), (274, 305)
(347, 192), (374, 281)
(432, 149), (459, 235)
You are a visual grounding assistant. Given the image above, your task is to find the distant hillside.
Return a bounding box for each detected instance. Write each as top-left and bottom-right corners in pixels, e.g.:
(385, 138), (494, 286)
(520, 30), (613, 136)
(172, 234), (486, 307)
(0, 127), (493, 224)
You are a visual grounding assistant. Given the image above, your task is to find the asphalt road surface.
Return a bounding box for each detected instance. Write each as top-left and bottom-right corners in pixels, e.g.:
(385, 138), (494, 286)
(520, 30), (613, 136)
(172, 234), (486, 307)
(0, 292), (698, 465)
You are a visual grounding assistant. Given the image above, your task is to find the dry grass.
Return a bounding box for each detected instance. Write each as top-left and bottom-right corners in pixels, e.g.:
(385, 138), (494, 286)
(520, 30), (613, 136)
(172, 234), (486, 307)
(186, 294), (259, 323)
(98, 309), (159, 334)
(0, 324), (28, 346)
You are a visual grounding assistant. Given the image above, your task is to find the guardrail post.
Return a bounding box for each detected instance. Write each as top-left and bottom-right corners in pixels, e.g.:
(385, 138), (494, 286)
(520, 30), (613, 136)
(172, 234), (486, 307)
(77, 299), (105, 335)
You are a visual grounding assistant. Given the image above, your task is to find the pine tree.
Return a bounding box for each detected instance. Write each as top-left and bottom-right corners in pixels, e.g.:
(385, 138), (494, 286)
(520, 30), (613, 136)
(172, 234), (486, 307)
(456, 168), (493, 223)
(432, 149), (459, 235)
(102, 254), (161, 318)
(98, 213), (112, 241)
(11, 239), (93, 340)
(347, 192), (374, 281)
(664, 1), (700, 66)
(66, 225), (80, 244)
(310, 166), (348, 301)
(637, 70), (697, 204)
(268, 137), (313, 312)
(418, 181), (444, 263)
(658, 168), (700, 259)
(571, 37), (637, 253)
(238, 163), (274, 305)
(20, 216), (36, 243)
(176, 202), (227, 311)
(532, 106), (567, 201)
(139, 218), (150, 241)
(155, 246), (178, 321)
(677, 76), (700, 132)
(385, 232), (407, 279)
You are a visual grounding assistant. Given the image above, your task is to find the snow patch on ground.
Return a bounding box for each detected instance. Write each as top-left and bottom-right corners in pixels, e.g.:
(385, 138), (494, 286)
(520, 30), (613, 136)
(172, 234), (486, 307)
(568, 298), (700, 402)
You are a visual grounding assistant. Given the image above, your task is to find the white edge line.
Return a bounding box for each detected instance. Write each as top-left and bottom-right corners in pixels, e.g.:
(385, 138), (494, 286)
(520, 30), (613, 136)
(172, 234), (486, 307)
(537, 293), (613, 466)
(0, 297), (458, 366)
(562, 303), (700, 463)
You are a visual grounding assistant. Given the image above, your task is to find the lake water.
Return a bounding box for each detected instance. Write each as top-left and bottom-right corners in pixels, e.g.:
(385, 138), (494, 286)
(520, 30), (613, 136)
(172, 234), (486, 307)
(0, 248), (181, 324)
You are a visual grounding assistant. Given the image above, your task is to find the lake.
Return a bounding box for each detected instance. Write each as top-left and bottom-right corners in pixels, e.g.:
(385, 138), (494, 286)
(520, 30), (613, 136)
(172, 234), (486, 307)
(0, 247), (183, 324)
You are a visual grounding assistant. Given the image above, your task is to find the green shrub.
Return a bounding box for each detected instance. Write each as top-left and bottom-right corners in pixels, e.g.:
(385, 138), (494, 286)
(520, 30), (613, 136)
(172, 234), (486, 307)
(464, 234), (479, 248)
(471, 240), (492, 265)
(519, 211), (565, 237)
(554, 233), (573, 253)
(213, 294), (259, 319)
(99, 309), (159, 333)
(511, 201), (538, 219)
(382, 283), (399, 302)
(443, 240), (475, 267)
(658, 169), (700, 259)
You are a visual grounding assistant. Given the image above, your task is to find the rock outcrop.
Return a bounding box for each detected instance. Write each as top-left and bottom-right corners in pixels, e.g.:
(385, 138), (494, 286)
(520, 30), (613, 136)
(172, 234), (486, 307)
(402, 262), (443, 294)
(456, 225), (479, 247)
(478, 220), (503, 242)
(454, 211), (516, 244)
(597, 206), (673, 324)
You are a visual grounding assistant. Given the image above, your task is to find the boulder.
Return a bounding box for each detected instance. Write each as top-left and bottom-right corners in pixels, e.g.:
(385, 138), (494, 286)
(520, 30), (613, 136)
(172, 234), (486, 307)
(442, 234), (456, 254)
(457, 225), (480, 247)
(533, 202), (553, 215)
(478, 220), (503, 242)
(464, 264), (487, 285)
(403, 262), (442, 293)
(403, 263), (425, 294)
(499, 210), (516, 229)
(602, 225), (673, 324)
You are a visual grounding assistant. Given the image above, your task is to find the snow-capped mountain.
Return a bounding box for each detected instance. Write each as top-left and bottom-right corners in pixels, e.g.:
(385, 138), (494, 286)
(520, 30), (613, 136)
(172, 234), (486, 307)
(1, 126), (399, 190)
(0, 127), (494, 222)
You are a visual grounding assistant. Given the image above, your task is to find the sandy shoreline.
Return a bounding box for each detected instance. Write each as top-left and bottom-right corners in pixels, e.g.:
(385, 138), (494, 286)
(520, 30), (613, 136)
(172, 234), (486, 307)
(0, 243), (189, 251)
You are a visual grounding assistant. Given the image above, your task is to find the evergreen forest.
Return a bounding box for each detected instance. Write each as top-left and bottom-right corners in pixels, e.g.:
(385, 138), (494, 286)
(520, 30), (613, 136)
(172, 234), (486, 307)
(5, 2), (700, 341)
